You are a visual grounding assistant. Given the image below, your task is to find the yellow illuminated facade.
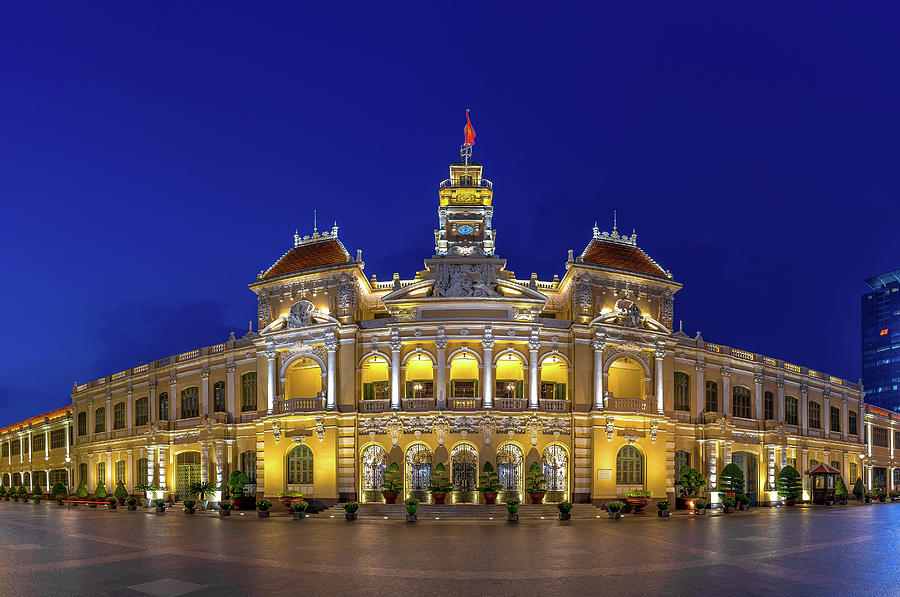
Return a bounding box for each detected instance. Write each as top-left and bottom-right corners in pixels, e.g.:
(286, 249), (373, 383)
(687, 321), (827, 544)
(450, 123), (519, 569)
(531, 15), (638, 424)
(3, 144), (895, 508)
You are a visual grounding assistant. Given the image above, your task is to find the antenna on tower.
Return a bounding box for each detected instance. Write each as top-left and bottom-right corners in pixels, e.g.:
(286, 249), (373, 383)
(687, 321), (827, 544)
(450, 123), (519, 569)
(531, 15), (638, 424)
(613, 210), (617, 232)
(313, 210), (318, 234)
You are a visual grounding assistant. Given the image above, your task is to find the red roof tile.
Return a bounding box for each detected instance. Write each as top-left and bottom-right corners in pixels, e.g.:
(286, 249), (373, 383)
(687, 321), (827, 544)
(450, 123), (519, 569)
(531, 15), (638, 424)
(1, 406), (70, 435)
(581, 239), (668, 278)
(261, 239), (351, 280)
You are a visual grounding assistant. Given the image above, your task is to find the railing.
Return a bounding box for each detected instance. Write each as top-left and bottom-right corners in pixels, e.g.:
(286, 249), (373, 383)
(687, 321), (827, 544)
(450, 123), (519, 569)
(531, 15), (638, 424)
(672, 412), (692, 422)
(496, 398), (528, 411)
(448, 397), (482, 411)
(178, 349), (200, 362)
(210, 343), (226, 354)
(439, 178), (493, 190)
(176, 418), (199, 429)
(539, 399), (570, 413)
(239, 412), (260, 423)
(276, 397), (325, 414)
(606, 398), (650, 413)
(358, 399), (391, 413)
(111, 370), (127, 381)
(402, 398), (435, 411)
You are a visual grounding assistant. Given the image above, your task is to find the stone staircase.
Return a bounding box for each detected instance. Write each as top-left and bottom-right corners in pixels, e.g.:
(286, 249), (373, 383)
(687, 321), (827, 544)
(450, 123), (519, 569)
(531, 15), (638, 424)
(357, 503), (603, 520)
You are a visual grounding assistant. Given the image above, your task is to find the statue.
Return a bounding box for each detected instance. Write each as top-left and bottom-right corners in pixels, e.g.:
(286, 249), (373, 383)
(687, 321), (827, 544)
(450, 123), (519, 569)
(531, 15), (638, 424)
(286, 300), (315, 328)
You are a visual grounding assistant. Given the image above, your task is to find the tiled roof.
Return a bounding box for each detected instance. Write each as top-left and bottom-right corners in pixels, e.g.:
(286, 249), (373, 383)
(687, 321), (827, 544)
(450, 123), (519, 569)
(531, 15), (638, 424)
(1, 406), (70, 435)
(581, 239), (668, 278)
(260, 238), (352, 280)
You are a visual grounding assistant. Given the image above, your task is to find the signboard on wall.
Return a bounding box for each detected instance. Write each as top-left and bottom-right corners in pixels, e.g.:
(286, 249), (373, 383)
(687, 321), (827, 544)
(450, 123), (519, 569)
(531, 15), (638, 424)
(597, 469), (612, 480)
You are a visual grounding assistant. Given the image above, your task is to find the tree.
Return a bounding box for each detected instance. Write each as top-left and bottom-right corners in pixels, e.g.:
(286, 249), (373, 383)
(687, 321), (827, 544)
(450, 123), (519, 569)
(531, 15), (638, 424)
(74, 482), (89, 498)
(51, 482), (67, 497)
(381, 462), (402, 493)
(776, 465), (802, 501)
(717, 463), (745, 500)
(428, 463), (451, 494)
(525, 461), (546, 493)
(852, 477), (864, 498)
(834, 476), (848, 500)
(478, 461), (501, 493)
(676, 466), (707, 496)
(114, 481), (128, 500)
(94, 482), (108, 499)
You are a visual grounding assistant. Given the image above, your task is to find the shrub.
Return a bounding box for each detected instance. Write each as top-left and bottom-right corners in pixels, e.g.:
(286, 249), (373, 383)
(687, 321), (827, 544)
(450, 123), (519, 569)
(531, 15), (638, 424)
(676, 466), (707, 496)
(51, 482), (67, 497)
(94, 483), (108, 499)
(721, 497), (736, 508)
(256, 499), (272, 512)
(717, 463), (745, 501)
(428, 463), (452, 494)
(625, 489), (652, 498)
(33, 484), (44, 497)
(606, 501), (625, 513)
(114, 481), (128, 500)
(183, 499), (196, 509)
(343, 502), (359, 513)
(694, 497), (708, 509)
(557, 500), (573, 514)
(74, 483), (89, 498)
(0, 485), (6, 496)
(404, 497), (419, 515)
(219, 500), (232, 511)
(478, 461), (501, 493)
(17, 485), (28, 496)
(853, 477), (864, 496)
(188, 481), (219, 500)
(291, 500), (309, 512)
(227, 471), (250, 498)
(657, 500), (671, 511)
(736, 493), (749, 506)
(277, 490), (304, 498)
(125, 497), (138, 506)
(382, 463), (403, 493)
(776, 465), (802, 501)
(834, 477), (848, 500)
(154, 499), (167, 508)
(506, 498), (520, 515)
(525, 461), (546, 493)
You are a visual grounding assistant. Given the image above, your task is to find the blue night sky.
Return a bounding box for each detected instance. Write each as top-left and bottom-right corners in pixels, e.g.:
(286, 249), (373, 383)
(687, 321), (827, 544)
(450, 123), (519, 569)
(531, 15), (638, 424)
(1, 3), (898, 427)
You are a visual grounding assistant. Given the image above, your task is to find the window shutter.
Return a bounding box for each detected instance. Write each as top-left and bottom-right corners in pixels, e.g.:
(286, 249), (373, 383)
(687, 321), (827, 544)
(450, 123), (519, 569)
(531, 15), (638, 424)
(556, 383), (566, 400)
(516, 380), (524, 399)
(363, 383), (373, 401)
(450, 380), (455, 397)
(406, 381), (414, 399)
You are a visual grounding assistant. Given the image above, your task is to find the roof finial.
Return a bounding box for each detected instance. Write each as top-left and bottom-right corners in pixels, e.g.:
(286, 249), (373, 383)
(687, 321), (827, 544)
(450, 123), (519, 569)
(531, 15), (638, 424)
(313, 209), (318, 234)
(294, 229), (301, 247)
(613, 210), (617, 232)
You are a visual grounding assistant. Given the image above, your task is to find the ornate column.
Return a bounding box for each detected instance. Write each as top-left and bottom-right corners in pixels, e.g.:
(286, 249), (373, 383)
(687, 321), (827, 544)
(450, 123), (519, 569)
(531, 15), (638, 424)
(707, 441), (718, 494)
(226, 364), (236, 419)
(800, 385), (809, 435)
(801, 448), (809, 491)
(104, 455), (111, 491)
(592, 334), (605, 410)
(781, 446), (787, 472)
(88, 398), (94, 443)
(148, 380), (158, 424)
(482, 327), (494, 410)
(216, 441), (224, 487)
(768, 445), (777, 490)
(891, 421), (896, 461)
(126, 449), (134, 492)
(158, 445), (168, 492)
(265, 349), (276, 413)
(721, 366), (732, 416)
(126, 387), (134, 433)
(776, 377), (785, 423)
(842, 451), (848, 485)
(866, 421), (873, 457)
(43, 429), (49, 462)
(326, 332), (338, 411)
(655, 343), (665, 415)
(19, 435), (23, 464)
(695, 361), (706, 422)
(528, 327), (540, 410)
(201, 368), (210, 418)
(823, 389), (831, 435)
(842, 395), (849, 441)
(724, 442), (732, 467)
(147, 446), (156, 487)
(200, 442), (209, 484)
(105, 393), (112, 439)
(754, 371), (763, 420)
(867, 463), (873, 489)
(27, 431), (32, 464)
(168, 374), (177, 424)
(88, 453), (94, 488)
(390, 328), (401, 410)
(65, 420), (71, 465)
(436, 331), (447, 409)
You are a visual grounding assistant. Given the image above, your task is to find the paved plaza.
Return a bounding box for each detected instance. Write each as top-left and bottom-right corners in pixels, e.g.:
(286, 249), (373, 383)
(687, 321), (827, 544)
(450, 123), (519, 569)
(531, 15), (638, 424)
(0, 503), (898, 596)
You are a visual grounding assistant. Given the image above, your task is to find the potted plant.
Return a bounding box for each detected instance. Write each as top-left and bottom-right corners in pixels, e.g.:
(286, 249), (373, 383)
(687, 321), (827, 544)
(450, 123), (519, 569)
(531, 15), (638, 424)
(694, 497), (708, 515)
(277, 490), (305, 511)
(343, 502), (359, 521)
(676, 466), (707, 510)
(525, 461), (546, 504)
(864, 491), (873, 504)
(113, 481), (128, 505)
(134, 484), (156, 507)
(721, 496), (736, 513)
(94, 482), (108, 506)
(606, 501), (624, 519)
(227, 471), (254, 511)
(657, 500), (671, 518)
(18, 485), (29, 503)
(257, 499), (272, 518)
(505, 498), (519, 522)
(852, 477), (864, 501)
(291, 500), (309, 520)
(735, 493), (750, 510)
(877, 489), (887, 503)
(32, 484), (43, 504)
(381, 463), (402, 504)
(405, 497), (419, 522)
(51, 482), (67, 505)
(125, 497), (138, 511)
(107, 497), (118, 510)
(183, 499), (196, 514)
(557, 500), (573, 521)
(776, 465), (802, 506)
(891, 490), (900, 502)
(0, 485), (6, 500)
(11, 486), (19, 502)
(74, 482), (89, 504)
(624, 489), (652, 514)
(478, 461), (501, 504)
(154, 498), (167, 513)
(189, 481), (219, 509)
(834, 477), (848, 505)
(218, 500), (232, 516)
(428, 463), (451, 504)
(824, 493), (834, 506)
(717, 463), (746, 509)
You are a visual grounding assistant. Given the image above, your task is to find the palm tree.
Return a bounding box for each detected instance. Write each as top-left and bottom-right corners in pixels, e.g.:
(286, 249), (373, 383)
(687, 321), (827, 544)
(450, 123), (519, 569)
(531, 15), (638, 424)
(188, 481), (219, 506)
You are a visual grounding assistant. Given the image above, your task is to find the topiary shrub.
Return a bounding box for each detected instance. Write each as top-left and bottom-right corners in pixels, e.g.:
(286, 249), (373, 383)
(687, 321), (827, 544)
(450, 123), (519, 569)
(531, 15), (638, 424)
(717, 463), (745, 501)
(74, 483), (89, 498)
(776, 465), (803, 502)
(51, 482), (67, 498)
(834, 477), (848, 500)
(113, 481), (128, 500)
(94, 483), (108, 499)
(676, 465), (707, 496)
(852, 477), (864, 499)
(33, 484), (44, 498)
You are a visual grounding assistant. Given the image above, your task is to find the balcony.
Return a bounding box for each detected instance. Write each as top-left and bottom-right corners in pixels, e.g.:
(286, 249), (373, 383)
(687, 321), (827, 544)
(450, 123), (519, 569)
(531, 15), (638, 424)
(358, 399), (391, 413)
(538, 399), (570, 413)
(606, 398), (651, 413)
(439, 178), (493, 190)
(402, 398), (435, 412)
(239, 411), (261, 423)
(276, 397), (325, 414)
(448, 397), (482, 411)
(496, 398), (528, 411)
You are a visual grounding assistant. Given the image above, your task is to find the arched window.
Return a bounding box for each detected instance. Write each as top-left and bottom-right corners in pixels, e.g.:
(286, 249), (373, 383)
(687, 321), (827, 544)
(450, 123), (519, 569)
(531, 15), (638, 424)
(540, 354), (567, 400)
(137, 458), (148, 487)
(496, 353), (525, 399)
(674, 372), (690, 412)
(542, 445), (568, 498)
(361, 355), (390, 400)
(181, 386), (199, 419)
(831, 406), (841, 432)
(77, 411), (87, 436)
(96, 462), (106, 486)
(616, 445), (643, 485)
(449, 353), (479, 398)
(496, 444), (524, 496)
(213, 381), (226, 413)
(115, 460), (126, 484)
(241, 373), (257, 412)
(785, 396), (799, 425)
(135, 397), (149, 426)
(732, 386), (751, 419)
(240, 451), (257, 483)
(405, 444), (432, 498)
(95, 407), (106, 433)
(13, 473), (21, 486)
(450, 444), (478, 497)
(705, 381), (718, 413)
(286, 359), (321, 400)
(287, 445), (314, 485)
(608, 357), (644, 399)
(361, 444), (387, 499)
(113, 402), (125, 430)
(809, 401), (821, 429)
(764, 391), (774, 420)
(674, 449), (690, 473)
(405, 353), (434, 399)
(159, 393), (169, 421)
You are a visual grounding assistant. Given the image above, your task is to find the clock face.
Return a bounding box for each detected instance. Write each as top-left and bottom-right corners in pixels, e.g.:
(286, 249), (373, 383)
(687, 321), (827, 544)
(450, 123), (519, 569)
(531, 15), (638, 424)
(458, 224), (475, 236)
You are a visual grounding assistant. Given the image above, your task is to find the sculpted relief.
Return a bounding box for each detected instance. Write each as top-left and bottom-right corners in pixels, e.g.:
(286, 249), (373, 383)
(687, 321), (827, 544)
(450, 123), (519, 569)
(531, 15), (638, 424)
(431, 263), (500, 298)
(286, 300), (315, 328)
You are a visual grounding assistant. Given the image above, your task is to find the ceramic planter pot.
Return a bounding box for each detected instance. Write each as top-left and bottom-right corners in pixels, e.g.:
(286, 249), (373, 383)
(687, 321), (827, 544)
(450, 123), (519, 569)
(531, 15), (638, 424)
(184, 508), (195, 514)
(258, 510), (270, 518)
(155, 506), (166, 513)
(219, 509), (231, 517)
(432, 493), (447, 505)
(406, 514), (417, 522)
(529, 492), (546, 505)
(723, 506), (734, 513)
(383, 492), (399, 504)
(608, 511), (621, 519)
(695, 507), (706, 515)
(839, 499), (847, 505)
(482, 492), (498, 504)
(345, 511), (357, 521)
(507, 513), (518, 522)
(784, 499), (797, 507)
(657, 509), (670, 517)
(292, 512), (305, 520)
(279, 498), (306, 511)
(558, 511), (571, 521)
(625, 497), (650, 514)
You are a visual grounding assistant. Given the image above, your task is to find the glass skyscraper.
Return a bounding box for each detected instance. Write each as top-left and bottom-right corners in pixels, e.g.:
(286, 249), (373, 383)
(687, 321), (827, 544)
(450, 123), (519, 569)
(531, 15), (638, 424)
(863, 270), (900, 411)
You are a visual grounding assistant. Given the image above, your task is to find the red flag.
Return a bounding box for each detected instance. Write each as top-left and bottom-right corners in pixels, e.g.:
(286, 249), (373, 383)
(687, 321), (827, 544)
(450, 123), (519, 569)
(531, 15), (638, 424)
(463, 110), (475, 145)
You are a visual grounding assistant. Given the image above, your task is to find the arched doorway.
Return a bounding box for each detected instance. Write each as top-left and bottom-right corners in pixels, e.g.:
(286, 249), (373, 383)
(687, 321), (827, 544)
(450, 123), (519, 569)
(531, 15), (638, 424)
(496, 443), (524, 502)
(542, 444), (568, 502)
(405, 443), (432, 502)
(732, 451), (758, 506)
(540, 355), (568, 400)
(361, 355), (390, 401)
(287, 358), (323, 400)
(405, 353), (434, 400)
(360, 444), (387, 503)
(175, 451), (201, 501)
(450, 443), (478, 503)
(607, 357), (647, 408)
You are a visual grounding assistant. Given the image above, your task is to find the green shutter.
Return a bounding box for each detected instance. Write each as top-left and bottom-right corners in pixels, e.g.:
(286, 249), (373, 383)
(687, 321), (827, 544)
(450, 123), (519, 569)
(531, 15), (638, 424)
(474, 379), (479, 397)
(363, 383), (373, 401)
(556, 383), (566, 400)
(450, 380), (455, 397)
(515, 380), (524, 399)
(406, 381), (414, 399)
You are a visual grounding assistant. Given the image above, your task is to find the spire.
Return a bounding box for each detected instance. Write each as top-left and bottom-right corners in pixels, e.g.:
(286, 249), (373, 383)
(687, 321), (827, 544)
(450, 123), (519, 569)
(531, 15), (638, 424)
(313, 209), (318, 234)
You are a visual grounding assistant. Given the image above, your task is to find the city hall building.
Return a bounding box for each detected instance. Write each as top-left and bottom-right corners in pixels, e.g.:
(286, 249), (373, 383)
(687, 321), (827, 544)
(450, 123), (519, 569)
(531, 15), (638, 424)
(2, 140), (898, 507)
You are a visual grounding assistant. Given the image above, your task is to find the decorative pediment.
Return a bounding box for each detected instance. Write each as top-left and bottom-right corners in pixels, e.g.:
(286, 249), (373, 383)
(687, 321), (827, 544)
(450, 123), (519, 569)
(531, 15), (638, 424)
(590, 299), (669, 333)
(260, 299), (340, 334)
